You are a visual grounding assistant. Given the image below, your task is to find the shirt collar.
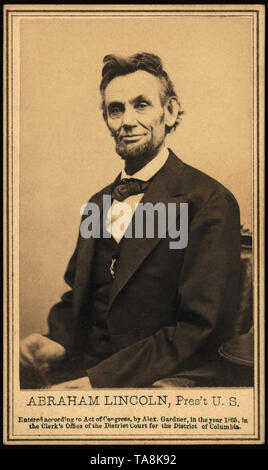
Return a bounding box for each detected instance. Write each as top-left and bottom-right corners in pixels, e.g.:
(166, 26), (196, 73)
(120, 146), (170, 182)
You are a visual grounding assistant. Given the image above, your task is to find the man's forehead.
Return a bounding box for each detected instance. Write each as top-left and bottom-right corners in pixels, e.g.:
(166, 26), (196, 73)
(104, 70), (162, 103)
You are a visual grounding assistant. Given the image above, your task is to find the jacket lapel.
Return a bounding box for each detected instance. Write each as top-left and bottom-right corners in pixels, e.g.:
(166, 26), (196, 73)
(107, 150), (186, 312)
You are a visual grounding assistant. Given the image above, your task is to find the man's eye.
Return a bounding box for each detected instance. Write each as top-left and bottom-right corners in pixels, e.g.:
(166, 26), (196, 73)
(111, 108), (121, 115)
(135, 102), (148, 110)
(109, 106), (123, 117)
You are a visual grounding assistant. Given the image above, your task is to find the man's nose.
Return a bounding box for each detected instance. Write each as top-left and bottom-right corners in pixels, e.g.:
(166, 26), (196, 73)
(122, 106), (137, 127)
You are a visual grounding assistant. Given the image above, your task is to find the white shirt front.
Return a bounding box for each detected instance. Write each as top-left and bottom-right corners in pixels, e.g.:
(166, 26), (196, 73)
(106, 146), (170, 243)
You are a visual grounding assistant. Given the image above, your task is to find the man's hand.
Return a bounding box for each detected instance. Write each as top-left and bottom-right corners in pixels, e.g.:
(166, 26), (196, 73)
(20, 333), (66, 376)
(49, 376), (92, 390)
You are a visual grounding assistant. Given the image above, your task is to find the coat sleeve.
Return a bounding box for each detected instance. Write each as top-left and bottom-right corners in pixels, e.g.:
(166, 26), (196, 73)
(46, 187), (113, 357)
(86, 188), (241, 387)
(46, 190), (102, 354)
(46, 238), (80, 355)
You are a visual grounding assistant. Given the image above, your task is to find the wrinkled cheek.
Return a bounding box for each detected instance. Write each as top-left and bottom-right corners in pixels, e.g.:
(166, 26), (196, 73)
(142, 114), (165, 133)
(137, 119), (151, 131)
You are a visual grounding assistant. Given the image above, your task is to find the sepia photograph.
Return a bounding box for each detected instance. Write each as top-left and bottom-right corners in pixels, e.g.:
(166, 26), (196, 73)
(4, 4), (264, 445)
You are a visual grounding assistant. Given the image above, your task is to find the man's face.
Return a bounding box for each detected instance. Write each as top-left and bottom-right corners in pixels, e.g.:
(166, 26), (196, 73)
(104, 70), (167, 160)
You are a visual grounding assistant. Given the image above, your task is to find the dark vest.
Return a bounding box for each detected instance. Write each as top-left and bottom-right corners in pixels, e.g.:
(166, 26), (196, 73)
(84, 182), (153, 359)
(88, 229), (122, 356)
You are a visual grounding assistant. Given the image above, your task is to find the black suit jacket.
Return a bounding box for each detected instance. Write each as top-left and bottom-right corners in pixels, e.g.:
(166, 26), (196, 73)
(48, 150), (241, 387)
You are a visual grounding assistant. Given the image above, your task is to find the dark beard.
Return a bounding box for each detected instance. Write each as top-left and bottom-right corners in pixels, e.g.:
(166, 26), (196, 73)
(115, 139), (153, 160)
(114, 138), (164, 175)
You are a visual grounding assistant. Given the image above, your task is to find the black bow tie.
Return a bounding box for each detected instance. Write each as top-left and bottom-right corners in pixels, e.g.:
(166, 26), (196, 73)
(112, 178), (150, 202)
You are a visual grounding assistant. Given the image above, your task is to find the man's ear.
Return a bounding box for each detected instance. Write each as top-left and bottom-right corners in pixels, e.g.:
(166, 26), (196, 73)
(164, 97), (180, 129)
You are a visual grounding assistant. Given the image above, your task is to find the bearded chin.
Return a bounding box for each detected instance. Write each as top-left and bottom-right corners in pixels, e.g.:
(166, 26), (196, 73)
(115, 139), (157, 160)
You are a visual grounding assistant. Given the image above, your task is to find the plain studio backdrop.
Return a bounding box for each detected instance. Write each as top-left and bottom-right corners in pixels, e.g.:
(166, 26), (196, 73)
(19, 16), (252, 338)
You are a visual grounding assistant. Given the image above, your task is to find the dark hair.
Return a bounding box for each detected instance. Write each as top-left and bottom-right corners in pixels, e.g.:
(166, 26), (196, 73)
(100, 52), (183, 133)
